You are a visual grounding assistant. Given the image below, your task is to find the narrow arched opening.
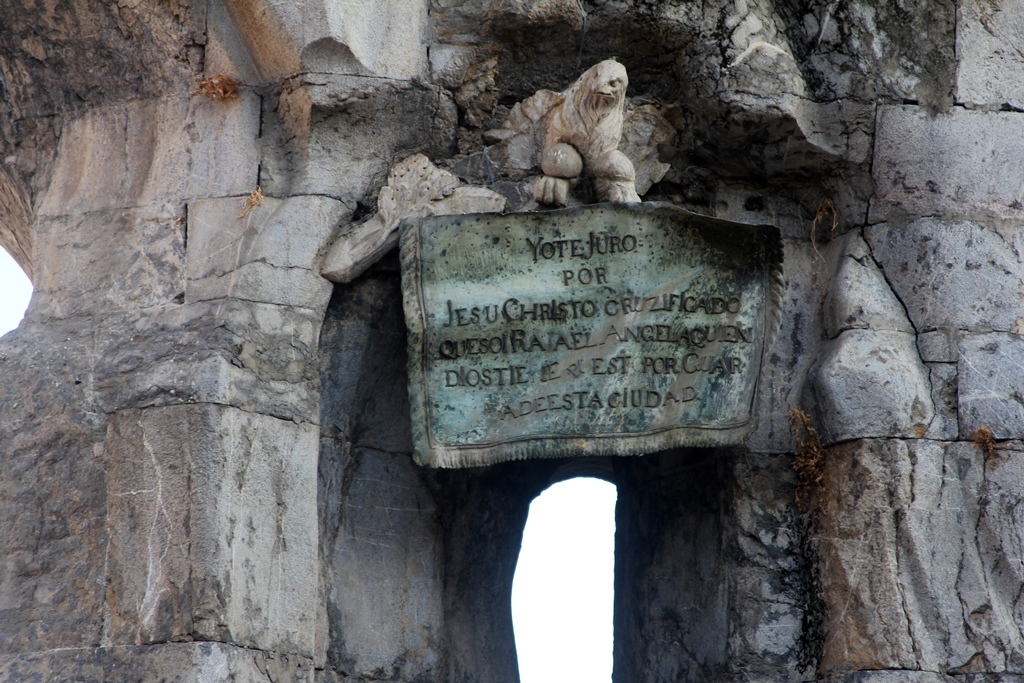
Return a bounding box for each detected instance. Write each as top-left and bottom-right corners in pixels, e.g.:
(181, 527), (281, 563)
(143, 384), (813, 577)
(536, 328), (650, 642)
(0, 245), (32, 335)
(512, 476), (617, 683)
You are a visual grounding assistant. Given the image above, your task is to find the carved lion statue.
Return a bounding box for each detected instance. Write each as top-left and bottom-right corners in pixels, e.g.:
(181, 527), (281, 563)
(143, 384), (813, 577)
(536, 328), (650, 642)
(497, 59), (641, 206)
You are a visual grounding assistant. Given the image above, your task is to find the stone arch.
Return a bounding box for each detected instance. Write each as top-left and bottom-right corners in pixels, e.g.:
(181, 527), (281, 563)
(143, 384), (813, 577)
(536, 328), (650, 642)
(317, 265), (804, 680)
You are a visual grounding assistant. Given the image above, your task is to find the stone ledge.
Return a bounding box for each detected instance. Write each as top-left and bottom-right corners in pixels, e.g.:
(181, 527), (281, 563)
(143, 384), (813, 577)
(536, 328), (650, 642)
(93, 301), (325, 423)
(0, 642), (314, 682)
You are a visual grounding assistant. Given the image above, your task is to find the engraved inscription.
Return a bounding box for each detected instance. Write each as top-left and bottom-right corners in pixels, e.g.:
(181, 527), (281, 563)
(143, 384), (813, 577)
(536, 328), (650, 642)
(400, 204), (782, 467)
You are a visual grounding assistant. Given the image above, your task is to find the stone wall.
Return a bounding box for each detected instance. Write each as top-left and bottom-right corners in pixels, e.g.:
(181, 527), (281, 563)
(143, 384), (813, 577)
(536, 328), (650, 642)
(1, 0), (1023, 681)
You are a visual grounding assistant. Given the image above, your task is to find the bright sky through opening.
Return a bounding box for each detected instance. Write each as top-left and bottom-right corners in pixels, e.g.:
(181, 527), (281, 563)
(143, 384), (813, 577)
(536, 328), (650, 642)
(0, 247), (31, 336)
(512, 477), (617, 683)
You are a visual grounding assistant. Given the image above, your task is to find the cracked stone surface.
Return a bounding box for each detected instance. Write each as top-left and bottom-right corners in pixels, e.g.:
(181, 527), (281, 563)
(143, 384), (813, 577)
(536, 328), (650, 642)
(870, 107), (1024, 224)
(823, 232), (915, 339)
(958, 332), (1024, 440)
(106, 404), (318, 654)
(866, 219), (1024, 334)
(956, 0), (1024, 110)
(0, 322), (106, 655)
(810, 234), (935, 444)
(819, 439), (1024, 676)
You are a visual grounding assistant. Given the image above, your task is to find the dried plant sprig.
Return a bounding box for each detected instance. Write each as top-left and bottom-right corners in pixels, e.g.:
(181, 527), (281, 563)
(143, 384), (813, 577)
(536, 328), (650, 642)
(192, 74), (243, 101)
(238, 186), (264, 219)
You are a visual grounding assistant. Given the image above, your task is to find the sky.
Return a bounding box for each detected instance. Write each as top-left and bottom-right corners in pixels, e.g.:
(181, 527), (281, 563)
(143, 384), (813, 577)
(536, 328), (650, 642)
(0, 248), (617, 681)
(513, 477), (617, 683)
(0, 247), (31, 336)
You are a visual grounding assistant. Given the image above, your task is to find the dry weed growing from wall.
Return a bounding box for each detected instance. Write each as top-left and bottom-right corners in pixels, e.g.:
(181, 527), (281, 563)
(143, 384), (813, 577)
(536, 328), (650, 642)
(788, 408), (825, 511)
(789, 407), (827, 674)
(972, 426), (998, 460)
(239, 186), (265, 219)
(809, 197), (838, 309)
(810, 197), (838, 259)
(192, 75), (243, 101)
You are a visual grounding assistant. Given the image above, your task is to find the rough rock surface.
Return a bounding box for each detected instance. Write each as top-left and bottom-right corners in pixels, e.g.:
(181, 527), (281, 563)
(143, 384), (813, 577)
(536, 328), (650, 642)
(818, 439), (1024, 675)
(2, 0), (1024, 681)
(865, 219), (1024, 334)
(811, 329), (934, 444)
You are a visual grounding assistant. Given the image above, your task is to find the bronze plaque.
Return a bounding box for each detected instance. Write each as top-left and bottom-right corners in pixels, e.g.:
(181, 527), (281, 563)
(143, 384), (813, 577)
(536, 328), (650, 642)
(400, 203), (782, 467)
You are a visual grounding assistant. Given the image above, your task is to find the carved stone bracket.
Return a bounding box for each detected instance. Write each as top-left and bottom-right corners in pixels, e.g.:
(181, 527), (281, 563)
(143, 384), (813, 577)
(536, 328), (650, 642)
(321, 154), (506, 283)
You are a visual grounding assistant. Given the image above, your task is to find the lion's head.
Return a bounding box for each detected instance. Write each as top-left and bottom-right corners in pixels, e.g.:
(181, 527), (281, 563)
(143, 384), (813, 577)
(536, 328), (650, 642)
(554, 59), (629, 160)
(571, 60), (627, 130)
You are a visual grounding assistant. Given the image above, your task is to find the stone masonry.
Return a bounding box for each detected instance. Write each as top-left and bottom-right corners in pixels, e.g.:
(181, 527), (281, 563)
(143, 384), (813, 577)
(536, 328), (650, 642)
(0, 0), (1023, 681)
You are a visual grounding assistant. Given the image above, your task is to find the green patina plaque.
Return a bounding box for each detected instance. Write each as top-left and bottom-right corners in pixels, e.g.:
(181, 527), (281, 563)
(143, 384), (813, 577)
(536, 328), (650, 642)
(400, 203), (782, 468)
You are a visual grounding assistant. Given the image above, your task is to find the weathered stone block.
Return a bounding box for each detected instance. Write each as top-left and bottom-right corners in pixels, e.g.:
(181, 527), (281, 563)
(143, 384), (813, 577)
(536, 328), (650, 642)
(0, 326), (106, 655)
(253, 195), (352, 270)
(187, 195), (351, 285)
(866, 219), (1024, 333)
(106, 405), (318, 655)
(747, 239), (826, 454)
(819, 439), (918, 673)
(97, 352), (320, 425)
(0, 641), (314, 682)
(962, 439), (1024, 672)
(870, 107), (1024, 223)
(811, 329), (934, 444)
(319, 443), (443, 679)
(824, 232), (914, 339)
(94, 302), (323, 423)
(956, 0), (1024, 110)
(891, 440), (979, 671)
(37, 94), (260, 217)
(819, 439), (1024, 675)
(284, 76), (457, 204)
(106, 409), (193, 644)
(958, 332), (1024, 439)
(188, 260), (334, 311)
(186, 196), (282, 283)
(32, 203), (185, 319)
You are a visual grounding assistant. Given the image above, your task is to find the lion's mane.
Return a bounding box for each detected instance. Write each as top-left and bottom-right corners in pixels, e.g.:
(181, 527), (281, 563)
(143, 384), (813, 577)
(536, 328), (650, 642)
(546, 60), (627, 167)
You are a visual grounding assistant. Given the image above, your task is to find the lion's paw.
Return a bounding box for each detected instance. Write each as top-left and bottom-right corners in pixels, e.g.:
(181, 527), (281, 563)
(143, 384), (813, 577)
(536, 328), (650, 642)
(533, 175), (571, 206)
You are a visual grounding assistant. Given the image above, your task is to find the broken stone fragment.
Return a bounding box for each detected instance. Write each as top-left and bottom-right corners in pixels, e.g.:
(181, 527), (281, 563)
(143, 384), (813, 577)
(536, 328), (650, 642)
(811, 329), (935, 444)
(321, 154), (506, 283)
(823, 233), (915, 339)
